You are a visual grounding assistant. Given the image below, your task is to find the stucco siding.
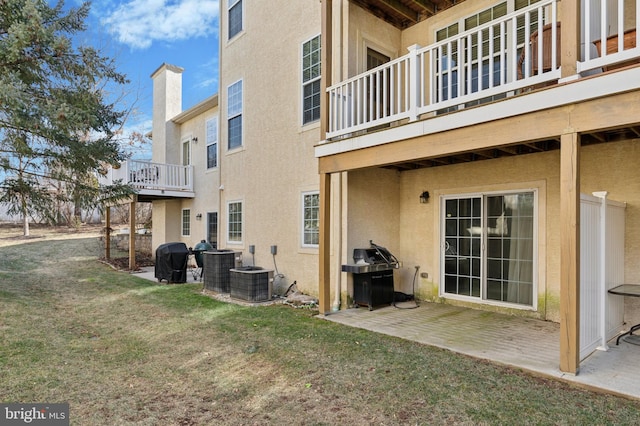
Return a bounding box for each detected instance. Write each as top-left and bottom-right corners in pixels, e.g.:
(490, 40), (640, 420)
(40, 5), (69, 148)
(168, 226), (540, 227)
(217, 0), (322, 295)
(341, 138), (640, 322)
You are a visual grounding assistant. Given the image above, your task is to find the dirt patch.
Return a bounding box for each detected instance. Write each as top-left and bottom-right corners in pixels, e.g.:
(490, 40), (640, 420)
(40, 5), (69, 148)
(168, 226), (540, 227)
(101, 254), (155, 271)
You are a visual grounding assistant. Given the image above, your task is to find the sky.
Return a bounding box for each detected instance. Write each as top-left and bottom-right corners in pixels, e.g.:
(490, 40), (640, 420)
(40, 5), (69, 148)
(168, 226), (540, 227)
(76, 0), (220, 159)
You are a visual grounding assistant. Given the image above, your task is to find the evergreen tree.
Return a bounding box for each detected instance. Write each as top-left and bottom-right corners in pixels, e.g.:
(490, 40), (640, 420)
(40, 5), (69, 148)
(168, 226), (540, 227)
(0, 0), (133, 235)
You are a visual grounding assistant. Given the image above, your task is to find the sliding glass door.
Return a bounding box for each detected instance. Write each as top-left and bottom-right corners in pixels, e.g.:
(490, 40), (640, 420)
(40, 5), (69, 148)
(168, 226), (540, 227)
(442, 191), (535, 307)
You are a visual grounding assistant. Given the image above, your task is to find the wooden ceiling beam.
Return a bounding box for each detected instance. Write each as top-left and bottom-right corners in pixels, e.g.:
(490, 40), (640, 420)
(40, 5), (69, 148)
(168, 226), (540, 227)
(408, 0), (436, 15)
(376, 0), (419, 23)
(523, 143), (545, 152)
(497, 145), (519, 155)
(589, 132), (607, 143)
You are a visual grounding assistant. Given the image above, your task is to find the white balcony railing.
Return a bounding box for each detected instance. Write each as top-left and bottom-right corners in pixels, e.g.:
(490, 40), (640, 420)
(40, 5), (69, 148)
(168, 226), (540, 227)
(101, 159), (193, 193)
(327, 0), (640, 140)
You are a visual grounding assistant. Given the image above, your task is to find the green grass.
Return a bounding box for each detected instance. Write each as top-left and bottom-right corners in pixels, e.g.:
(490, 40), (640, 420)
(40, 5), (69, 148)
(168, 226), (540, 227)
(0, 231), (639, 425)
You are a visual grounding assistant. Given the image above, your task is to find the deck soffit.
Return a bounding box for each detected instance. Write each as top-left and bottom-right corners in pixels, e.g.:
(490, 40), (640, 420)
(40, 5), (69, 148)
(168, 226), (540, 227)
(349, 0), (463, 28)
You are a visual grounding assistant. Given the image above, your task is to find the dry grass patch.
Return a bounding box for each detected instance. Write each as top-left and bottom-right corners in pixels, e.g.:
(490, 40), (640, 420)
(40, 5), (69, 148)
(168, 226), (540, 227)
(0, 226), (639, 425)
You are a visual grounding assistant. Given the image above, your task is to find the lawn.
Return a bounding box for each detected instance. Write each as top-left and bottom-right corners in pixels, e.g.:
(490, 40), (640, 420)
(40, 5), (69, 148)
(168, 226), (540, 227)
(1, 226), (639, 425)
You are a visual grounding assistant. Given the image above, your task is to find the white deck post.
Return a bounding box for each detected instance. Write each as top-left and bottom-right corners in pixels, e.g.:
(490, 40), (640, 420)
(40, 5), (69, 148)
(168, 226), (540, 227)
(407, 44), (421, 122)
(593, 191), (609, 352)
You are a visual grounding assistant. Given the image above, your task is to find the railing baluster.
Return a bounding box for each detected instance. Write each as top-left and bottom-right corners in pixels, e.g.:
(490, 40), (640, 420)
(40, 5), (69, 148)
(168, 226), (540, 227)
(323, 0), (638, 140)
(618, 0), (624, 53)
(466, 33), (472, 96)
(584, 0), (591, 62)
(600, 0), (607, 58)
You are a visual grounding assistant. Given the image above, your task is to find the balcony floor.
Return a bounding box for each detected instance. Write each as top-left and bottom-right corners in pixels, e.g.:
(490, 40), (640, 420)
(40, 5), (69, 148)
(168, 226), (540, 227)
(320, 301), (640, 400)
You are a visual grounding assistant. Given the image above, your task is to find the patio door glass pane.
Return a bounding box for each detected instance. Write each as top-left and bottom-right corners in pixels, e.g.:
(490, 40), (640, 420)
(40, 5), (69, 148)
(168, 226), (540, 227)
(444, 197), (482, 297)
(486, 193), (534, 305)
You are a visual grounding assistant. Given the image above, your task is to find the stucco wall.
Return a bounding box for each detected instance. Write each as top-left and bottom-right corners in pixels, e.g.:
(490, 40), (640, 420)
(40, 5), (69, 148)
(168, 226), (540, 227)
(217, 0), (322, 296)
(342, 138), (640, 323)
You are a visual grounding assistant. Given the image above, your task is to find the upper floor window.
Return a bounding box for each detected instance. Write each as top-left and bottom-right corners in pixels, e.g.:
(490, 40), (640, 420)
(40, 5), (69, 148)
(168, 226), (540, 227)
(206, 116), (218, 169)
(228, 0), (243, 40)
(182, 209), (191, 237)
(302, 35), (321, 125)
(227, 201), (243, 243)
(227, 80), (243, 150)
(302, 191), (319, 247)
(182, 138), (191, 166)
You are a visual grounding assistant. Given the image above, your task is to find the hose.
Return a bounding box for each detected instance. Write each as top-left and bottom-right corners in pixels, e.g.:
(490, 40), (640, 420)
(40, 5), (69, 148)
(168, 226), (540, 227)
(393, 266), (420, 310)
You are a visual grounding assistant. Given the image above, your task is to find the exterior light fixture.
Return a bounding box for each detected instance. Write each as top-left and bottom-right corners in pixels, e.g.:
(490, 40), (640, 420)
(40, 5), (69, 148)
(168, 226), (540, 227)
(419, 191), (430, 204)
(192, 136), (198, 143)
(196, 213), (202, 220)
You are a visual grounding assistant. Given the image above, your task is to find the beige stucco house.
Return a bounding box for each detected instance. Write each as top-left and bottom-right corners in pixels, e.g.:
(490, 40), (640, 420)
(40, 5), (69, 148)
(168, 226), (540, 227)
(103, 0), (640, 375)
(135, 1), (324, 296)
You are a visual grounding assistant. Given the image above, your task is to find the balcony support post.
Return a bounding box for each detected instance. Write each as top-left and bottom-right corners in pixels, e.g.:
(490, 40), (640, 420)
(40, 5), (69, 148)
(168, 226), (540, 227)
(319, 172), (332, 315)
(407, 44), (421, 122)
(559, 131), (581, 374)
(129, 195), (137, 271)
(105, 206), (111, 260)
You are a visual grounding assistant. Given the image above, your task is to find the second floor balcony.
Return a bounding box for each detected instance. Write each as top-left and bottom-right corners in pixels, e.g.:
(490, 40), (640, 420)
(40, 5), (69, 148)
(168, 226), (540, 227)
(324, 0), (640, 143)
(100, 159), (194, 200)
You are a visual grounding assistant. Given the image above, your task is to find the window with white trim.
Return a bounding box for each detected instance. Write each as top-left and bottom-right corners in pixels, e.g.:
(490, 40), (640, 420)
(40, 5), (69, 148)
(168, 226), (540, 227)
(442, 191), (535, 307)
(206, 116), (218, 169)
(227, 201), (243, 243)
(182, 139), (191, 166)
(302, 192), (319, 246)
(302, 35), (321, 124)
(182, 209), (191, 237)
(227, 80), (243, 149)
(228, 0), (243, 40)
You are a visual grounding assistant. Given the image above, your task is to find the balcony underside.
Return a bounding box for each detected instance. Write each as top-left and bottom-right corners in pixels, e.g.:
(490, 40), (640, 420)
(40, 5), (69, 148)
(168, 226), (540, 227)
(349, 0), (464, 29)
(136, 188), (195, 202)
(379, 125), (640, 172)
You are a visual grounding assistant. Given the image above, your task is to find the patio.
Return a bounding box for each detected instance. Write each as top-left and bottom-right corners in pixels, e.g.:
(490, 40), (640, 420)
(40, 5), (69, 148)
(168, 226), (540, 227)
(320, 301), (640, 401)
(133, 267), (639, 400)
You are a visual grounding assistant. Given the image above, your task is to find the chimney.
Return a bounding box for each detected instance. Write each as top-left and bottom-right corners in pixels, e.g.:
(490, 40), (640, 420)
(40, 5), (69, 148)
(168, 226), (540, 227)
(151, 63), (184, 164)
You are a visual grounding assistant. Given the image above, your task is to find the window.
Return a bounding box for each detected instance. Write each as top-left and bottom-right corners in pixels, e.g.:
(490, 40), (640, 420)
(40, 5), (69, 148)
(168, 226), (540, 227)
(366, 48), (391, 121)
(302, 35), (321, 124)
(182, 209), (191, 236)
(302, 192), (319, 246)
(442, 191), (535, 307)
(227, 80), (242, 149)
(228, 0), (243, 40)
(206, 117), (218, 168)
(207, 212), (218, 249)
(227, 201), (242, 243)
(182, 139), (191, 166)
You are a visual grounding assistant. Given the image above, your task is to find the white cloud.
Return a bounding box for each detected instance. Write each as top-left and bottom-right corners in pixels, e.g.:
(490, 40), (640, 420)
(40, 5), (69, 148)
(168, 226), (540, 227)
(102, 0), (219, 50)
